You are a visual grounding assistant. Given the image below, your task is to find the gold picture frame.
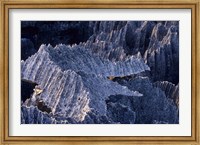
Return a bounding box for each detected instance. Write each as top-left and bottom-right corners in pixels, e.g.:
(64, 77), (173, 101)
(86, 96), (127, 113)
(0, 0), (199, 144)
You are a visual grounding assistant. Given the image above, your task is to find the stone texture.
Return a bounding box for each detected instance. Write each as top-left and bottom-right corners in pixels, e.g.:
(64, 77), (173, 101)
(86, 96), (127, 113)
(21, 21), (179, 124)
(21, 44), (143, 123)
(154, 81), (179, 107)
(115, 77), (179, 124)
(144, 21), (179, 84)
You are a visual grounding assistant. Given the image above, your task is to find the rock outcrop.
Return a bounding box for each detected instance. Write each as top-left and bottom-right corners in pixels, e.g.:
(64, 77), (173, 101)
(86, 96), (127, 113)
(21, 21), (179, 124)
(154, 81), (179, 107)
(144, 21), (179, 84)
(21, 44), (144, 123)
(115, 77), (179, 124)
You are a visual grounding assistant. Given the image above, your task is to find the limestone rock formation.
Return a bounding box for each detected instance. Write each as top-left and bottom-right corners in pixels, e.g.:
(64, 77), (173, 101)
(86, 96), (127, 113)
(154, 81), (179, 107)
(115, 77), (179, 124)
(144, 21), (179, 84)
(21, 21), (179, 124)
(21, 44), (144, 123)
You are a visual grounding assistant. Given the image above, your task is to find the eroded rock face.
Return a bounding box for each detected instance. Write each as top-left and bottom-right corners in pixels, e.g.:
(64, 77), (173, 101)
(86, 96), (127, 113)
(21, 21), (179, 124)
(115, 77), (179, 124)
(154, 81), (179, 107)
(81, 21), (156, 61)
(21, 44), (144, 123)
(144, 21), (179, 84)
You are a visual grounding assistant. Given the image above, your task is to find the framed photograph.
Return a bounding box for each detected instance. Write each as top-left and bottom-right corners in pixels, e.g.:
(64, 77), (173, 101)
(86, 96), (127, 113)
(0, 0), (199, 144)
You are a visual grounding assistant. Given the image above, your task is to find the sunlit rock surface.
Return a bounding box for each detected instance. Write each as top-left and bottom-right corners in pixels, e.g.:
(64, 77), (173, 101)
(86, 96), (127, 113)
(21, 21), (179, 124)
(21, 45), (144, 123)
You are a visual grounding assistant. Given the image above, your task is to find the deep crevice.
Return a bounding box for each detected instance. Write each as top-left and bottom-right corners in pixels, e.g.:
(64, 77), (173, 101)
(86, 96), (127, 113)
(21, 79), (38, 102)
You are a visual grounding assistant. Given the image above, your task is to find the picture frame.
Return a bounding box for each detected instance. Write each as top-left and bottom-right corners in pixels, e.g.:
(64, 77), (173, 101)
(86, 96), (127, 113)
(0, 0), (199, 144)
